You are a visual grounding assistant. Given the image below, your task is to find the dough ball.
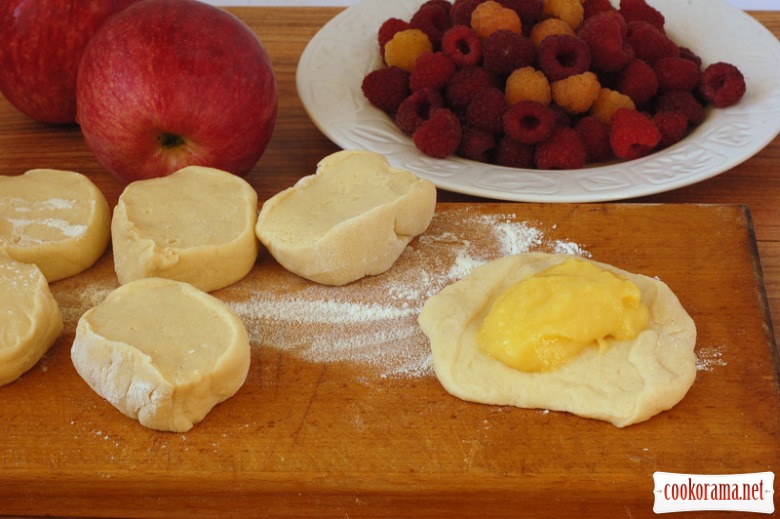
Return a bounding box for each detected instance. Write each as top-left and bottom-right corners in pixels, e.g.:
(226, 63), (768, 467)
(0, 252), (63, 386)
(255, 150), (437, 286)
(71, 277), (251, 433)
(111, 166), (259, 292)
(418, 253), (697, 427)
(0, 169), (111, 282)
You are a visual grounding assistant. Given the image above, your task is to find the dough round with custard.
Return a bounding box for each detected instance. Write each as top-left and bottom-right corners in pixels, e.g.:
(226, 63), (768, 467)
(71, 277), (251, 433)
(418, 253), (697, 427)
(0, 169), (110, 282)
(111, 166), (259, 292)
(255, 150), (436, 286)
(0, 252), (63, 386)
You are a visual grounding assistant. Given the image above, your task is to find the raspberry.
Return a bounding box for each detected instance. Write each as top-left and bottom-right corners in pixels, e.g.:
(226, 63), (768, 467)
(503, 100), (556, 144)
(413, 108), (463, 158)
(577, 11), (633, 72)
(493, 136), (535, 168)
(505, 66), (551, 105)
(626, 21), (678, 65)
(457, 126), (497, 161)
(384, 29), (433, 72)
(616, 59), (658, 106)
(678, 47), (703, 68)
(466, 86), (507, 135)
(654, 56), (700, 93)
(609, 108), (661, 160)
(471, 0), (523, 39)
(395, 88), (444, 134)
(654, 90), (704, 125)
(482, 30), (537, 77)
(361, 66), (410, 114)
(582, 0), (616, 19)
(698, 62), (746, 108)
(551, 71), (601, 113)
(409, 52), (456, 92)
(378, 18), (411, 58)
(421, 0), (452, 16)
(530, 18), (575, 47)
(590, 87), (636, 125)
(652, 111), (688, 148)
(445, 65), (499, 109)
(410, 3), (451, 48)
(542, 0), (585, 31)
(498, 0), (544, 29)
(441, 25), (483, 67)
(535, 126), (587, 169)
(537, 34), (591, 81)
(451, 0), (485, 27)
(575, 116), (613, 162)
(619, 0), (664, 31)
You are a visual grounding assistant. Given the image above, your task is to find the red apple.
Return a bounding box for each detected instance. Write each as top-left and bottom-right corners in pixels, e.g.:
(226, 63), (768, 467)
(0, 0), (140, 124)
(75, 0), (278, 183)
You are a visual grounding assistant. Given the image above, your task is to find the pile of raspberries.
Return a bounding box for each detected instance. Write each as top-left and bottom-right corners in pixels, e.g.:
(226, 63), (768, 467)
(361, 0), (747, 169)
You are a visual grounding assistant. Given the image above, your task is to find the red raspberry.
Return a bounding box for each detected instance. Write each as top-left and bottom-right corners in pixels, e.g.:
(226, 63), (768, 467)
(535, 126), (587, 169)
(678, 47), (703, 68)
(609, 108), (661, 160)
(503, 100), (556, 144)
(626, 21), (679, 65)
(421, 0), (452, 16)
(577, 11), (633, 73)
(617, 59), (658, 106)
(395, 88), (444, 135)
(654, 90), (704, 125)
(582, 0), (615, 19)
(413, 108), (463, 158)
(410, 3), (451, 48)
(699, 62), (746, 108)
(492, 136), (535, 168)
(441, 25), (483, 67)
(457, 126), (497, 161)
(378, 18), (411, 57)
(498, 0), (544, 29)
(451, 0), (486, 27)
(575, 116), (613, 163)
(361, 66), (410, 114)
(652, 111), (688, 148)
(537, 34), (592, 81)
(654, 56), (701, 93)
(445, 65), (499, 109)
(466, 86), (507, 135)
(410, 52), (456, 92)
(482, 30), (537, 77)
(619, 0), (665, 31)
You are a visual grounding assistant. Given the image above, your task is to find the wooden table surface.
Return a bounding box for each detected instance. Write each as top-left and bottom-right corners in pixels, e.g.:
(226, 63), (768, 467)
(1, 6), (779, 519)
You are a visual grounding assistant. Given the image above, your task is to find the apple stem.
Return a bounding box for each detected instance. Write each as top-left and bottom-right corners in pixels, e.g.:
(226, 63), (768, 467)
(157, 132), (185, 149)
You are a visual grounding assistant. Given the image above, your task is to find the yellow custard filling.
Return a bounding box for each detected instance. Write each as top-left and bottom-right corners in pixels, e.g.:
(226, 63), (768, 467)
(477, 258), (650, 372)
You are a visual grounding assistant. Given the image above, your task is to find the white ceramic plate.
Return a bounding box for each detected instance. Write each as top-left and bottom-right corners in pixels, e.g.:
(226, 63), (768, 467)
(296, 0), (780, 202)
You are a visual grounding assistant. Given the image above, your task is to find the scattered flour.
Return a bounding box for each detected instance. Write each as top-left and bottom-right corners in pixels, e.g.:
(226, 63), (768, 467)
(224, 206), (590, 379)
(48, 207), (592, 380)
(696, 346), (727, 371)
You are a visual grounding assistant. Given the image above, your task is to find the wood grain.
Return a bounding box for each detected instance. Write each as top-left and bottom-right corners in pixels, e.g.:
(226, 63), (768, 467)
(1, 203), (778, 518)
(1, 7), (779, 518)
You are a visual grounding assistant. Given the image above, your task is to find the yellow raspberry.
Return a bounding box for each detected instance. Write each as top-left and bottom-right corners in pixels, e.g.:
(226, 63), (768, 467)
(505, 66), (552, 106)
(529, 18), (575, 47)
(551, 71), (601, 114)
(542, 0), (585, 30)
(384, 29), (433, 72)
(590, 88), (637, 125)
(471, 0), (522, 39)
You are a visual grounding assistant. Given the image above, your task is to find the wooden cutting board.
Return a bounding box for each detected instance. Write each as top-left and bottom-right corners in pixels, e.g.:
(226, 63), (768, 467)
(1, 202), (778, 518)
